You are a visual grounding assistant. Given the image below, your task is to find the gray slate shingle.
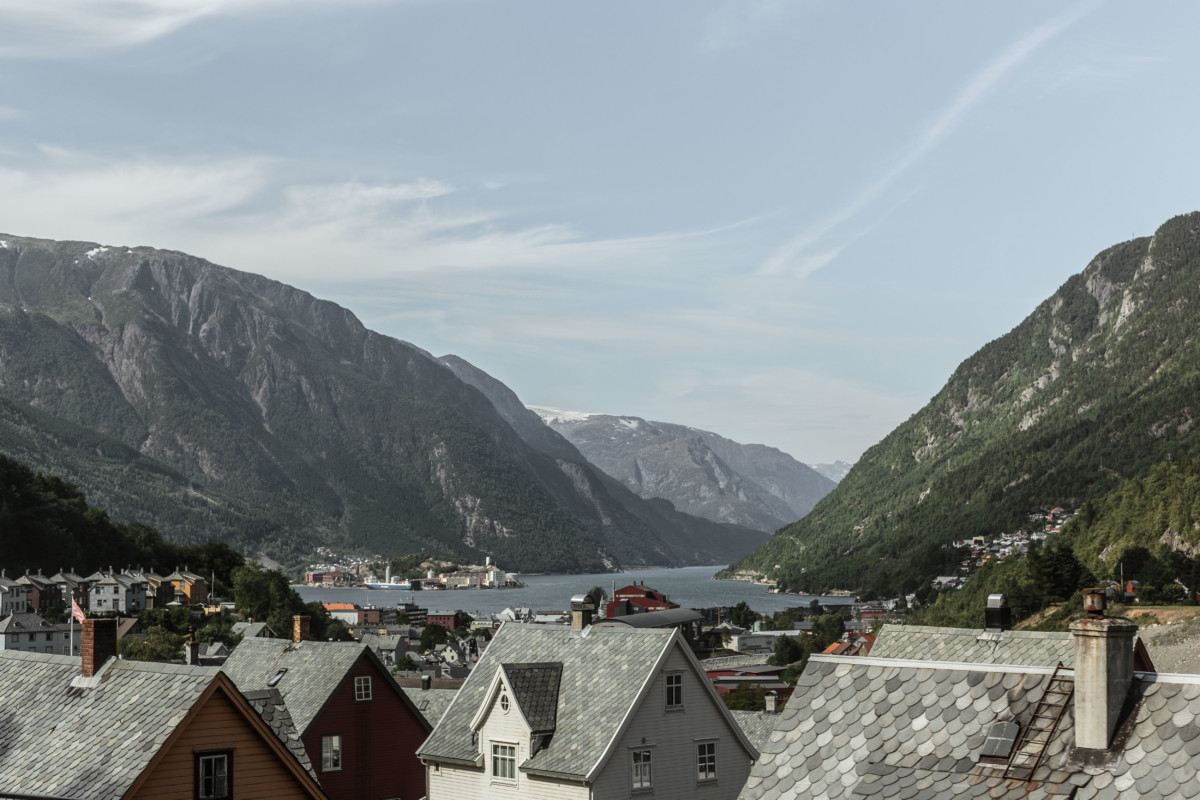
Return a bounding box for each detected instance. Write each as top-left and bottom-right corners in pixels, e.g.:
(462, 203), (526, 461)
(870, 625), (1076, 666)
(221, 638), (368, 733)
(417, 623), (677, 778)
(738, 654), (1200, 800)
(0, 651), (216, 799)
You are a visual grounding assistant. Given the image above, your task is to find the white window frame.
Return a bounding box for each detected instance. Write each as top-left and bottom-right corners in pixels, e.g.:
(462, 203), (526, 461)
(354, 675), (372, 701)
(632, 747), (653, 790)
(321, 734), (343, 772)
(665, 671), (683, 710)
(491, 742), (517, 783)
(697, 740), (717, 782)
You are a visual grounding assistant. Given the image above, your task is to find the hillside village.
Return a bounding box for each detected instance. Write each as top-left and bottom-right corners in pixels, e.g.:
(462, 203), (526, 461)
(5, 562), (1198, 799)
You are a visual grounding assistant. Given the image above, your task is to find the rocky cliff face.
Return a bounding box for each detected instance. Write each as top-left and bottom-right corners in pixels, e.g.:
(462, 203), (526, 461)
(0, 235), (765, 571)
(530, 408), (836, 533)
(730, 212), (1200, 596)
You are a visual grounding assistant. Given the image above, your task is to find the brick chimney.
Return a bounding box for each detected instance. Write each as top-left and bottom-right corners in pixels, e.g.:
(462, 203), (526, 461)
(293, 615), (311, 643)
(1070, 588), (1137, 750)
(81, 618), (117, 678)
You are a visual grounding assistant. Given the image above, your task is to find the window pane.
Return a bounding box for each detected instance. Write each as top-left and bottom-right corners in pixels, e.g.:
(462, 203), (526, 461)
(698, 741), (717, 780)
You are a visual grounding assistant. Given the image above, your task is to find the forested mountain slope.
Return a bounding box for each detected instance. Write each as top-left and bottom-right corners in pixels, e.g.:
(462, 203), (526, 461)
(0, 235), (761, 572)
(727, 212), (1200, 597)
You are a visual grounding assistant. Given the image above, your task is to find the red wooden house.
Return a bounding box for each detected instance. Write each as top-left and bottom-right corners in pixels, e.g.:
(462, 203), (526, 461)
(223, 617), (432, 800)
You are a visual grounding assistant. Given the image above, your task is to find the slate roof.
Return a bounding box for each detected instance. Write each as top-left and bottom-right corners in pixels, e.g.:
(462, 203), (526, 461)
(402, 686), (459, 727)
(870, 624), (1077, 666)
(731, 710), (785, 751)
(222, 638), (370, 733)
(420, 624), (733, 778)
(232, 621), (276, 639)
(700, 654), (772, 670)
(738, 654), (1200, 800)
(242, 687), (316, 778)
(0, 612), (65, 634)
(0, 651), (218, 798)
(502, 662), (562, 734)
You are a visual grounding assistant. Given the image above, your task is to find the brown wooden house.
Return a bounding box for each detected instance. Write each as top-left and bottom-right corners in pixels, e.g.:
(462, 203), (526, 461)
(0, 618), (327, 800)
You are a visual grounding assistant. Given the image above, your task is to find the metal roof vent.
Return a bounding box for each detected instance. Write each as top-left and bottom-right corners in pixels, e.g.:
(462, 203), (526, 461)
(985, 594), (1012, 632)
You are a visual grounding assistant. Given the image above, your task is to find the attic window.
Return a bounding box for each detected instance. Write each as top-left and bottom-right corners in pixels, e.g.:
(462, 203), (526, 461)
(267, 668), (288, 687)
(500, 693), (510, 713)
(980, 720), (1020, 760)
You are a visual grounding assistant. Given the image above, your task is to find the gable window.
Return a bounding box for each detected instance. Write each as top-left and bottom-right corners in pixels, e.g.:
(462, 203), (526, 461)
(321, 735), (343, 771)
(354, 675), (372, 701)
(665, 672), (683, 710)
(697, 741), (717, 782)
(196, 751), (231, 800)
(491, 742), (517, 782)
(632, 748), (653, 790)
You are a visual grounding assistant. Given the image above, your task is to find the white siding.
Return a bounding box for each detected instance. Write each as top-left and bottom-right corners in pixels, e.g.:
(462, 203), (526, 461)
(590, 644), (754, 800)
(426, 683), (590, 800)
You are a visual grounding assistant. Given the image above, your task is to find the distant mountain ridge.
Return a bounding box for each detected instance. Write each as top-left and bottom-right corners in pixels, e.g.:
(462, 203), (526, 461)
(529, 406), (836, 533)
(0, 234), (767, 572)
(727, 212), (1200, 597)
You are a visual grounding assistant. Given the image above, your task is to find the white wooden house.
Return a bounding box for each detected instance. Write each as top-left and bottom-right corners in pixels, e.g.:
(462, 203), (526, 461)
(418, 612), (757, 799)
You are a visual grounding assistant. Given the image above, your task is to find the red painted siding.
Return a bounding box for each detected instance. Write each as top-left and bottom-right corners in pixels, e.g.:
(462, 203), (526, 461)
(301, 654), (429, 800)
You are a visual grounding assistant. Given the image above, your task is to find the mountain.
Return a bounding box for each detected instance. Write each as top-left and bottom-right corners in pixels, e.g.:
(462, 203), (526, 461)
(0, 234), (766, 573)
(437, 358), (771, 561)
(529, 407), (836, 533)
(809, 461), (853, 484)
(726, 212), (1200, 598)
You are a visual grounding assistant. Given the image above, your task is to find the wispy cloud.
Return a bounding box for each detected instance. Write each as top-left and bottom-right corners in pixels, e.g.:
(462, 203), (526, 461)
(697, 0), (806, 55)
(0, 147), (753, 286)
(1053, 53), (1164, 89)
(759, 1), (1099, 277)
(0, 0), (380, 59)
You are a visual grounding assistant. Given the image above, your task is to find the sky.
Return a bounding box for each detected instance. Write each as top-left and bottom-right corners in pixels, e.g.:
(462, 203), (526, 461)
(1, 1), (1198, 464)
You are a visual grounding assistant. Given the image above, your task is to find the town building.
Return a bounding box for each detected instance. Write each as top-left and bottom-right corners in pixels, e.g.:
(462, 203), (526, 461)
(87, 568), (150, 613)
(163, 566), (209, 604)
(15, 569), (61, 613)
(0, 618), (327, 800)
(418, 592), (758, 799)
(737, 594), (1196, 800)
(0, 569), (30, 616)
(605, 580), (679, 617)
(0, 612), (80, 654)
(222, 616), (433, 800)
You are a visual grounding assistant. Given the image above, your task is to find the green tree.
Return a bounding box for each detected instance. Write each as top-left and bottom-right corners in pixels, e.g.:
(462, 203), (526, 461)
(769, 634), (806, 667)
(730, 601), (757, 629)
(118, 626), (185, 662)
(722, 684), (767, 711)
(419, 624), (451, 652)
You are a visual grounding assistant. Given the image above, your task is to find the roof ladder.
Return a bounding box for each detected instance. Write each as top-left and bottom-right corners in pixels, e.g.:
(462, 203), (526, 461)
(1003, 662), (1073, 782)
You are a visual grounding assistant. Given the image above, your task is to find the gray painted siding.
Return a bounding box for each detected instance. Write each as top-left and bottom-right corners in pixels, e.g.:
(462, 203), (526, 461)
(590, 645), (753, 800)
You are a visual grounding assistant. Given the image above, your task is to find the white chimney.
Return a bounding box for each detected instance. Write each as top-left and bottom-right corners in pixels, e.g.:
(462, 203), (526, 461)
(1070, 589), (1137, 750)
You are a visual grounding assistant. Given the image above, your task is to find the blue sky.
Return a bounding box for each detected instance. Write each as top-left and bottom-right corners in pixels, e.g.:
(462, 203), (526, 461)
(1, 1), (1197, 463)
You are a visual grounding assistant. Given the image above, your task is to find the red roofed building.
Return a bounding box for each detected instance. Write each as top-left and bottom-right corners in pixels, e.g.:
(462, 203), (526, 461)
(605, 581), (680, 617)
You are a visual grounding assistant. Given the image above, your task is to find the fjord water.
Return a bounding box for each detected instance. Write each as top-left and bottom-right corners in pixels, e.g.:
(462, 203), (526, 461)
(295, 565), (854, 617)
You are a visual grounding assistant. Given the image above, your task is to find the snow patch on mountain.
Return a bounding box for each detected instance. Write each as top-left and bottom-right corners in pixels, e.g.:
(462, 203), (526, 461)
(528, 405), (603, 424)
